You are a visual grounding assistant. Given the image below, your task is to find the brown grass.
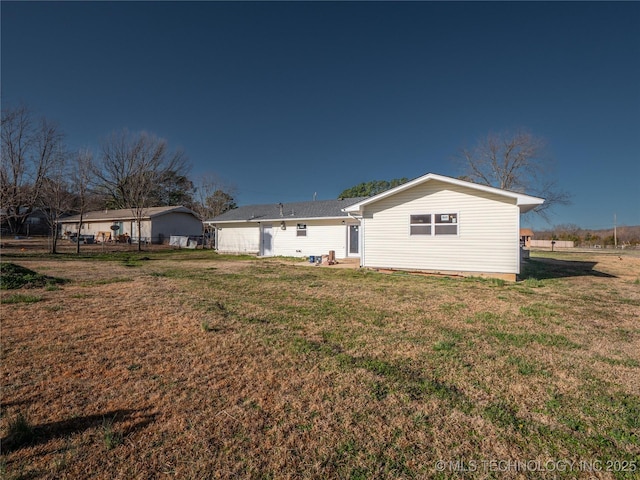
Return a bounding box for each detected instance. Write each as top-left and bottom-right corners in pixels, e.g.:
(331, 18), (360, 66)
(1, 245), (639, 479)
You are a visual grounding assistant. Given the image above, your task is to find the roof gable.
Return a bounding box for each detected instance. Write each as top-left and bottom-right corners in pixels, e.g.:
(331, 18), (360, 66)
(343, 173), (545, 214)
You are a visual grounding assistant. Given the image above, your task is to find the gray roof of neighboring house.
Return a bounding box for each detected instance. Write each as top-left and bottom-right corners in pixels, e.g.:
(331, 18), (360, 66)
(60, 206), (197, 223)
(206, 197), (368, 223)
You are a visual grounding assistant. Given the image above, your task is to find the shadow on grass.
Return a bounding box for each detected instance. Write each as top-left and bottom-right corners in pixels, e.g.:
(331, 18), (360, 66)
(521, 258), (616, 280)
(1, 408), (156, 452)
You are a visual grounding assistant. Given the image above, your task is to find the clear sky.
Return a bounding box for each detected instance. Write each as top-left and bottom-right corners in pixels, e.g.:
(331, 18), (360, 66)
(2, 1), (639, 230)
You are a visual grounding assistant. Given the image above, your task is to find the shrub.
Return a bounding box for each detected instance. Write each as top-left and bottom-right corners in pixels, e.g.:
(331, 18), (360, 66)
(0, 263), (66, 290)
(5, 413), (36, 449)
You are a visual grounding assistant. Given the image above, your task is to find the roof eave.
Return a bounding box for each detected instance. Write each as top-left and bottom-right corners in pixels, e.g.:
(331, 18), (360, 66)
(517, 199), (545, 214)
(60, 216), (141, 223)
(205, 215), (351, 224)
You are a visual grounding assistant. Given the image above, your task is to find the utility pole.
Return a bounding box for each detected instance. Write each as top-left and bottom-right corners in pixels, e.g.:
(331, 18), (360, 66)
(614, 213), (617, 248)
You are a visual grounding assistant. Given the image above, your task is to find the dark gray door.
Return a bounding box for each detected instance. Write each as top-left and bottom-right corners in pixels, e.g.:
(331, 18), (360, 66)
(349, 225), (359, 255)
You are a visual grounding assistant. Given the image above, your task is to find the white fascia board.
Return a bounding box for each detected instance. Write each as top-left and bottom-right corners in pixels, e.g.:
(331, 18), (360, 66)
(517, 197), (545, 213)
(203, 219), (255, 225)
(342, 172), (545, 213)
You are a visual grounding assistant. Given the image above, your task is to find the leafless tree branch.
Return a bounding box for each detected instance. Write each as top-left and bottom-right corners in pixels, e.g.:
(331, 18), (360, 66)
(1, 103), (67, 234)
(93, 130), (189, 250)
(454, 129), (570, 217)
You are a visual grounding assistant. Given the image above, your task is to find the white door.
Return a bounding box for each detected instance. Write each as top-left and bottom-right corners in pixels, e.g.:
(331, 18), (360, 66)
(262, 224), (273, 256)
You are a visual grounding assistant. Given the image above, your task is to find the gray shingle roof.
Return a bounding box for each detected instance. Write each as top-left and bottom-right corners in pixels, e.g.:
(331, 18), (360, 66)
(206, 197), (368, 223)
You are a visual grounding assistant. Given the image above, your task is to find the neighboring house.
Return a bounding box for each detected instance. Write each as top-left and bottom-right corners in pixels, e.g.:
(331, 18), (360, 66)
(342, 173), (544, 280)
(1, 208), (50, 236)
(205, 198), (368, 258)
(58, 206), (202, 244)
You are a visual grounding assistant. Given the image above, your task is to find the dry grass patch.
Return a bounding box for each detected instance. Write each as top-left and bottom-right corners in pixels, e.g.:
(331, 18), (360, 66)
(1, 249), (639, 478)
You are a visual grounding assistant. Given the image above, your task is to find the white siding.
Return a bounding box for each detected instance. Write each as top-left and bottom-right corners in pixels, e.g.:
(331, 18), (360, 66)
(270, 219), (354, 258)
(130, 221), (152, 241)
(214, 220), (356, 257)
(216, 224), (260, 254)
(73, 220), (148, 239)
(361, 180), (520, 274)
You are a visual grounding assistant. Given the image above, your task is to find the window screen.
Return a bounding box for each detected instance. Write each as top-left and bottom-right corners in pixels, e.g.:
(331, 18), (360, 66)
(410, 215), (431, 235)
(434, 213), (458, 235)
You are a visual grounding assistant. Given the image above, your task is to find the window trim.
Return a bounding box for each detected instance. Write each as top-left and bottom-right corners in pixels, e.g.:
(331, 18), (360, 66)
(296, 223), (307, 237)
(409, 214), (432, 236)
(409, 212), (459, 236)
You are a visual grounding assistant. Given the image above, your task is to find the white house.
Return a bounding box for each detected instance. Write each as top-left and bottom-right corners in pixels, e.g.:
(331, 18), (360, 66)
(205, 198), (367, 258)
(206, 173), (544, 280)
(342, 173), (544, 280)
(59, 206), (202, 244)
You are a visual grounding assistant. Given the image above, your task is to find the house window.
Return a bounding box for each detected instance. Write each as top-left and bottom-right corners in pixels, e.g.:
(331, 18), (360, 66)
(296, 223), (307, 237)
(434, 213), (458, 235)
(410, 215), (431, 235)
(410, 213), (458, 236)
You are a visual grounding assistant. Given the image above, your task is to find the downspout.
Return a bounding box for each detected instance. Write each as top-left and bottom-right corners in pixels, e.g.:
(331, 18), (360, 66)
(516, 207), (521, 278)
(347, 212), (364, 267)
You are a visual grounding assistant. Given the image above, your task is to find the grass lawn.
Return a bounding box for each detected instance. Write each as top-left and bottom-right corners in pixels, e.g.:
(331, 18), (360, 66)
(1, 247), (639, 479)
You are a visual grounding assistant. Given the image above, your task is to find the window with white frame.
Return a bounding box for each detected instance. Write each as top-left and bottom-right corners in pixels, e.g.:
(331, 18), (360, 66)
(409, 215), (431, 235)
(434, 213), (458, 235)
(296, 223), (307, 237)
(410, 213), (458, 236)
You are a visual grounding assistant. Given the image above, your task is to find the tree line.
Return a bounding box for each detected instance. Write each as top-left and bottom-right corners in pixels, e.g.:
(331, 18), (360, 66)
(338, 178), (409, 199)
(534, 224), (640, 247)
(1, 104), (236, 252)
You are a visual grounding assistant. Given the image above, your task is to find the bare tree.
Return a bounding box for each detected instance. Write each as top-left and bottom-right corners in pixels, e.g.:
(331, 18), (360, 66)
(39, 159), (74, 254)
(70, 149), (96, 254)
(191, 174), (237, 248)
(456, 129), (570, 218)
(1, 104), (66, 234)
(93, 130), (188, 251)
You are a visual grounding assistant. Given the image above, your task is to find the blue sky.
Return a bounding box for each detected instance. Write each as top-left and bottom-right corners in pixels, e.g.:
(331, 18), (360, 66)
(2, 1), (638, 230)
